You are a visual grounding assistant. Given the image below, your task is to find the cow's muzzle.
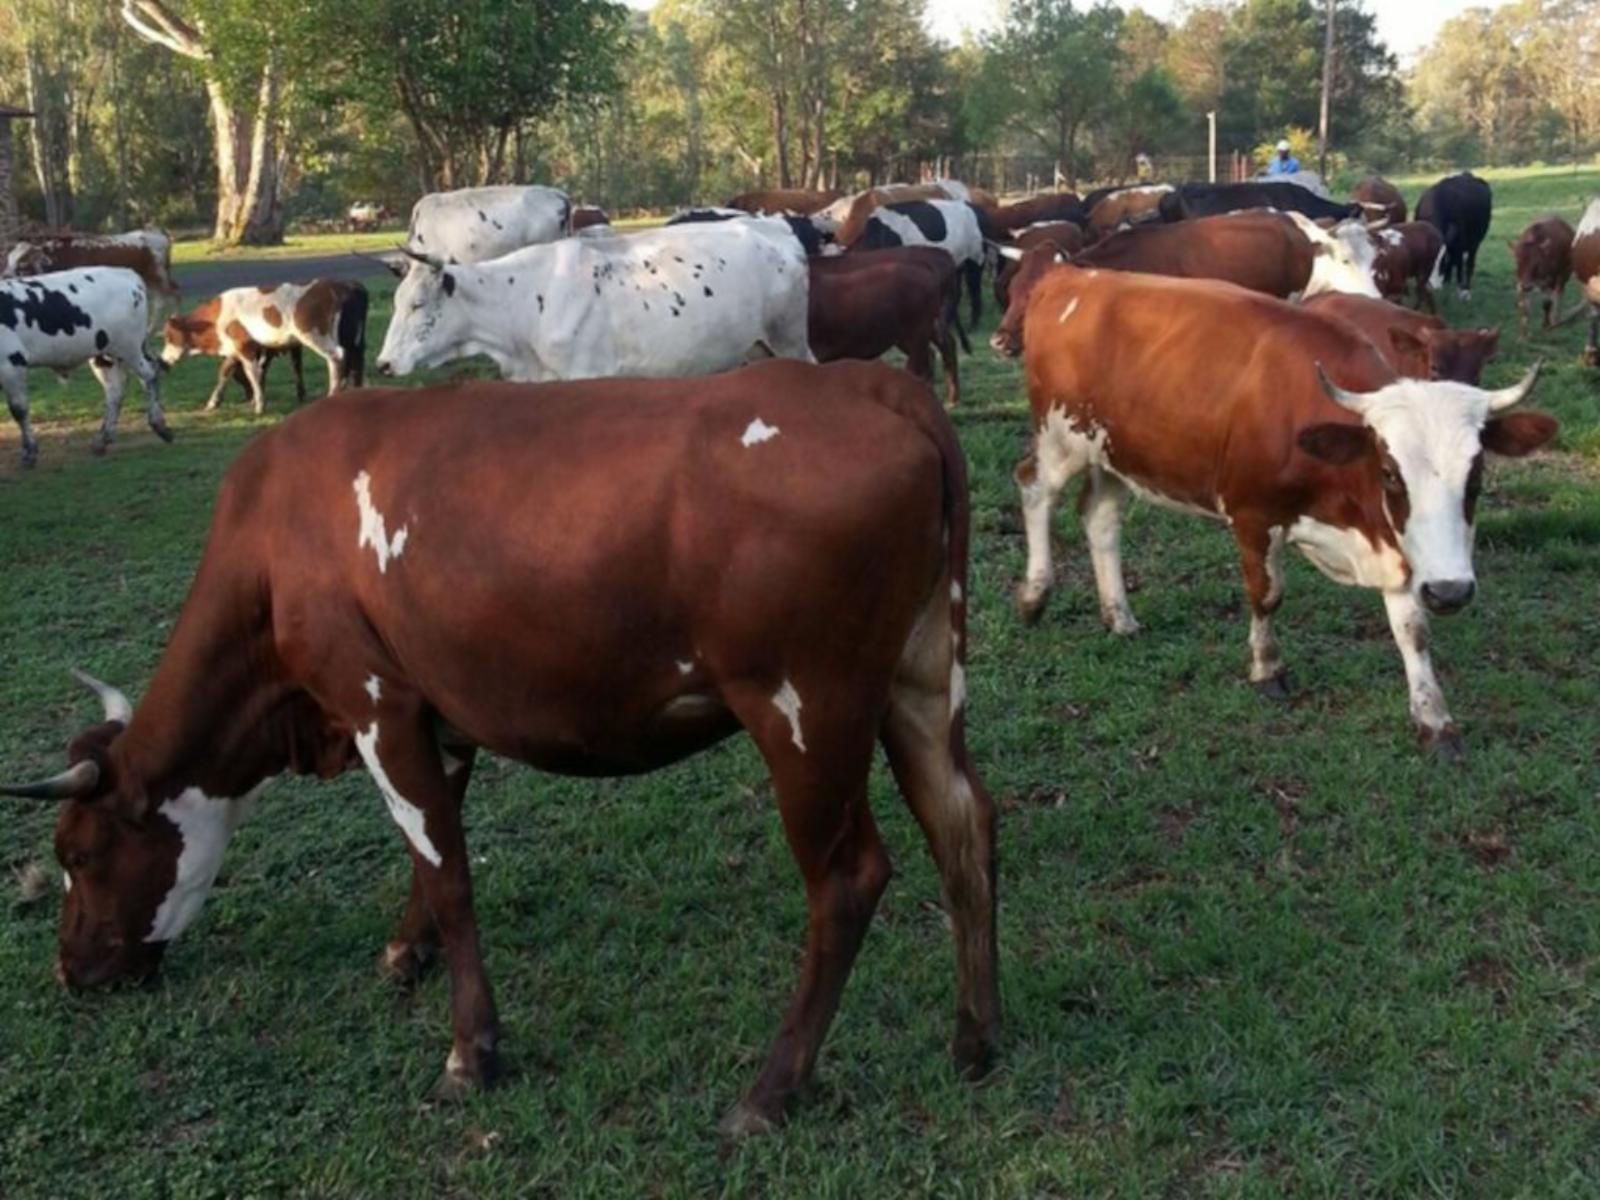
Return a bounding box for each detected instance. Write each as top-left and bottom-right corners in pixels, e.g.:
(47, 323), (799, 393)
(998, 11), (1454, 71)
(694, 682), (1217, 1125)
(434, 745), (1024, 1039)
(375, 360), (394, 378)
(989, 331), (1021, 359)
(1420, 579), (1476, 615)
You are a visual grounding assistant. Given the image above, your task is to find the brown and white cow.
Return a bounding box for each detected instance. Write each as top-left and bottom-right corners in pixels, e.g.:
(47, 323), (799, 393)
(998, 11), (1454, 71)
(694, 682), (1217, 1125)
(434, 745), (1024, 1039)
(4, 361), (997, 1135)
(162, 279), (368, 412)
(725, 188), (843, 217)
(995, 222), (1087, 310)
(1369, 222), (1446, 312)
(1353, 176), (1407, 225)
(1302, 293), (1500, 384)
(5, 229), (179, 324)
(1509, 215), (1575, 339)
(819, 184), (955, 247)
(1572, 199), (1600, 365)
(808, 246), (965, 406)
(994, 261), (1555, 756)
(1083, 185), (1172, 240)
(989, 192), (1088, 234)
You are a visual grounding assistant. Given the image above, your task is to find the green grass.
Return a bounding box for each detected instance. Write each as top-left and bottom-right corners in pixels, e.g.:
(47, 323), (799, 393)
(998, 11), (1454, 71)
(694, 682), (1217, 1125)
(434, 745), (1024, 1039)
(3, 167), (1598, 1199)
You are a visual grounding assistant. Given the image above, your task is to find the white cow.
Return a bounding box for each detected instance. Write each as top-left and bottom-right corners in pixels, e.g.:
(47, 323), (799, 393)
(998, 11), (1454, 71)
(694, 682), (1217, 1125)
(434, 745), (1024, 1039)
(405, 185), (573, 265)
(0, 267), (170, 466)
(376, 219), (812, 382)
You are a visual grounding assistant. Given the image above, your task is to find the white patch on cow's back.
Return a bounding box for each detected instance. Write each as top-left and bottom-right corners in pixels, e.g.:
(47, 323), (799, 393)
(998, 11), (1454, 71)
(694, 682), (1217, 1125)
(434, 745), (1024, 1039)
(676, 659), (694, 675)
(741, 417), (780, 447)
(1058, 297), (1080, 324)
(353, 470), (410, 573)
(355, 722), (442, 866)
(1576, 198), (1600, 239)
(365, 675), (383, 703)
(1288, 516), (1409, 589)
(771, 680), (806, 752)
(145, 785), (263, 943)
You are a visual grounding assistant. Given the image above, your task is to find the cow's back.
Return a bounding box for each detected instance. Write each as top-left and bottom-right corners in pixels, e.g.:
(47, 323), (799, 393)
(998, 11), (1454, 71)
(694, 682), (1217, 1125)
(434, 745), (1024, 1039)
(408, 185), (571, 263)
(1075, 213), (1310, 297)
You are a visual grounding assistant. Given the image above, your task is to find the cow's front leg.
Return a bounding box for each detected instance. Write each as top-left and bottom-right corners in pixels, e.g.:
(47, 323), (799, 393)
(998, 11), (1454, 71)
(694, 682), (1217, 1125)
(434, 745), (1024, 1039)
(1516, 286), (1530, 340)
(87, 358), (127, 456)
(1383, 589), (1461, 759)
(1, 371), (38, 467)
(1236, 522), (1289, 699)
(206, 357), (235, 410)
(352, 703), (499, 1097)
(381, 745), (474, 987)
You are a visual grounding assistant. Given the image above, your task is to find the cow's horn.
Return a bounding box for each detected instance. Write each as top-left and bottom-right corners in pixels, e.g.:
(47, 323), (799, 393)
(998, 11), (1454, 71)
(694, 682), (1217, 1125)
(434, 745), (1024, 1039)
(0, 760), (100, 801)
(71, 669), (132, 725)
(397, 245), (443, 271)
(1363, 216), (1390, 232)
(1313, 362), (1371, 413)
(997, 244), (1024, 262)
(356, 249), (406, 279)
(1483, 360), (1542, 412)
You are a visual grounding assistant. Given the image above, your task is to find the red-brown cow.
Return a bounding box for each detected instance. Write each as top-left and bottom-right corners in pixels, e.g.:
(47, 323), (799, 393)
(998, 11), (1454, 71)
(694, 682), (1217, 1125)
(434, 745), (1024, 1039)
(1369, 222), (1446, 311)
(1509, 215), (1575, 338)
(995, 262), (1554, 757)
(571, 205), (610, 231)
(1353, 176), (1407, 225)
(725, 188), (843, 216)
(1302, 293), (1500, 384)
(989, 192), (1087, 233)
(809, 247), (965, 406)
(1084, 185), (1172, 240)
(995, 222), (1086, 310)
(1573, 199), (1600, 365)
(3, 361), (998, 1137)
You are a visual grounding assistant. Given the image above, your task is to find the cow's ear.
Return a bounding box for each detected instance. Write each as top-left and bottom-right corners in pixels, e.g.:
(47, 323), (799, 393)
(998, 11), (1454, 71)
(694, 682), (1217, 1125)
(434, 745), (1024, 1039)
(441, 272), (456, 297)
(1481, 411), (1557, 458)
(1297, 422), (1372, 465)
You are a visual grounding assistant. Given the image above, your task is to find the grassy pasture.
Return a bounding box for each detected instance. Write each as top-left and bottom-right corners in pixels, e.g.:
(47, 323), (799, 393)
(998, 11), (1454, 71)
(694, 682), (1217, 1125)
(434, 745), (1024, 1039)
(1, 166), (1598, 1198)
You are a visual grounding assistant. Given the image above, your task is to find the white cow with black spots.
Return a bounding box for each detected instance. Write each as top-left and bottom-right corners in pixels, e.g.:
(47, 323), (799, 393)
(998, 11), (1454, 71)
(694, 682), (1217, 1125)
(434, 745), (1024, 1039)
(851, 199), (993, 323)
(405, 185), (572, 265)
(0, 267), (170, 467)
(376, 218), (812, 381)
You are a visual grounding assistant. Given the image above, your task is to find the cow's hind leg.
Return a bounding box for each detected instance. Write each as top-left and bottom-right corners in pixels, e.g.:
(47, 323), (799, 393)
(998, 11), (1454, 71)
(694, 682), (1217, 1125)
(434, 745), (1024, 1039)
(1586, 304), (1600, 368)
(1236, 521), (1290, 699)
(879, 574), (999, 1080)
(86, 358), (127, 456)
(1383, 589), (1462, 759)
(1015, 422), (1090, 624)
(130, 351), (172, 444)
(719, 685), (888, 1137)
(1080, 467), (1139, 634)
(1, 367), (37, 467)
(963, 260), (983, 327)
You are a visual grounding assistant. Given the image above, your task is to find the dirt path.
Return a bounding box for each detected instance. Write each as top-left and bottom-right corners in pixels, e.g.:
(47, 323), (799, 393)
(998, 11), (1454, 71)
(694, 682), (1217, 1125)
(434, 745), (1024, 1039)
(173, 252), (402, 297)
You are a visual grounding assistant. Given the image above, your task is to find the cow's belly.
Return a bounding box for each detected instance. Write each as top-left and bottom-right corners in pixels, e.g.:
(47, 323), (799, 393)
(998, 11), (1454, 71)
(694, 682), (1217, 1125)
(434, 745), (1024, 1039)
(1038, 404), (1224, 521)
(236, 313), (299, 349)
(494, 695), (743, 777)
(2, 327), (105, 369)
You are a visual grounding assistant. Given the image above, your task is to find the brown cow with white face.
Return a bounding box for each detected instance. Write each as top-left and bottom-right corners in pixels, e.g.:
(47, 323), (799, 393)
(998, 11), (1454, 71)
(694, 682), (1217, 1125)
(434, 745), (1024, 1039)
(995, 259), (1555, 757)
(1509, 215), (1575, 339)
(4, 360), (998, 1138)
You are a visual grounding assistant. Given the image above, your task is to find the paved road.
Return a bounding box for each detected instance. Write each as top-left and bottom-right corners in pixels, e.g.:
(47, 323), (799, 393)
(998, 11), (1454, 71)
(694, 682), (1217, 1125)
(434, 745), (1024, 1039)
(173, 251), (403, 296)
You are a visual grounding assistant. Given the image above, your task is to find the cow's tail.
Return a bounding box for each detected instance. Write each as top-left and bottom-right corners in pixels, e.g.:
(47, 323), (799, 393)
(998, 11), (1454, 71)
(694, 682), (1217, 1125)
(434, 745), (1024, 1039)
(950, 280), (972, 355)
(1427, 244), (1446, 293)
(339, 283), (370, 388)
(964, 260), (983, 326)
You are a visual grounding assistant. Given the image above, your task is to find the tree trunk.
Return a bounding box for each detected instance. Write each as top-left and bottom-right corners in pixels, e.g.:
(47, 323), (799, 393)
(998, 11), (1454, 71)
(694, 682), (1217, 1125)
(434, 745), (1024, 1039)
(23, 43), (74, 229)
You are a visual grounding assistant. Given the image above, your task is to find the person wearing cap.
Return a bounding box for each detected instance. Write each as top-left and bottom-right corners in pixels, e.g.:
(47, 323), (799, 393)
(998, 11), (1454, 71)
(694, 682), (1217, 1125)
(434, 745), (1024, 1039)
(1267, 138), (1300, 175)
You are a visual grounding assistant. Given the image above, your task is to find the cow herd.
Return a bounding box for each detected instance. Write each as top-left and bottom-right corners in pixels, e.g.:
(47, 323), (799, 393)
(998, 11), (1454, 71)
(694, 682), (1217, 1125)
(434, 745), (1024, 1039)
(0, 167), (1578, 1137)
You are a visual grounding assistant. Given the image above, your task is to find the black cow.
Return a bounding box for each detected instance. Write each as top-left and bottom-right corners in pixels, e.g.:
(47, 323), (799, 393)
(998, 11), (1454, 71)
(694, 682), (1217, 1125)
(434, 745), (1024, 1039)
(665, 207), (828, 257)
(1416, 173), (1493, 301)
(1159, 181), (1364, 225)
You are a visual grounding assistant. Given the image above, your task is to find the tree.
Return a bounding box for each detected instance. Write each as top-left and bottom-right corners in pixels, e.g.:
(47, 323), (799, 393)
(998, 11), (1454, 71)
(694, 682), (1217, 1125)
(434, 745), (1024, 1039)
(120, 0), (296, 244)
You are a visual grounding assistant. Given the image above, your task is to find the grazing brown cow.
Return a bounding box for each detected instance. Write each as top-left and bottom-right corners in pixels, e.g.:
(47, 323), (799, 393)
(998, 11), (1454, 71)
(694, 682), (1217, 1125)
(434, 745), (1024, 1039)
(808, 247), (965, 406)
(4, 360), (998, 1137)
(571, 205), (610, 231)
(1572, 199), (1600, 365)
(1084, 185), (1172, 240)
(725, 188), (842, 216)
(1302, 293), (1500, 384)
(994, 222), (1087, 310)
(1369, 222), (1446, 311)
(4, 229), (179, 322)
(990, 192), (1088, 233)
(1353, 176), (1407, 224)
(1509, 215), (1575, 338)
(994, 261), (1554, 757)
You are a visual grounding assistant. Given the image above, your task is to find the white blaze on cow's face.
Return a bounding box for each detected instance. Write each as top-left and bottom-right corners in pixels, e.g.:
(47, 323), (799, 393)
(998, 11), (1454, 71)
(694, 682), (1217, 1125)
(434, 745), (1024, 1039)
(1290, 213), (1381, 297)
(375, 263), (466, 377)
(1317, 366), (1547, 614)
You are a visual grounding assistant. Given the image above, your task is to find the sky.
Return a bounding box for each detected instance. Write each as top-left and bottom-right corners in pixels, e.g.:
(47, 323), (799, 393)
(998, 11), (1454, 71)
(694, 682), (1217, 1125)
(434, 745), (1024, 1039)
(623, 0), (1518, 63)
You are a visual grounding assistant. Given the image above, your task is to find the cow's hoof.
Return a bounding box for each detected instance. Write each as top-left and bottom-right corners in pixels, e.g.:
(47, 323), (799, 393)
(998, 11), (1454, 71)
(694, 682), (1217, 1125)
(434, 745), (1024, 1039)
(379, 939), (437, 988)
(1253, 670), (1294, 704)
(1421, 724), (1466, 762)
(1102, 609), (1141, 636)
(718, 1099), (780, 1141)
(952, 1011), (998, 1081)
(151, 420), (175, 444)
(88, 434), (110, 457)
(432, 1042), (498, 1103)
(1015, 587), (1048, 626)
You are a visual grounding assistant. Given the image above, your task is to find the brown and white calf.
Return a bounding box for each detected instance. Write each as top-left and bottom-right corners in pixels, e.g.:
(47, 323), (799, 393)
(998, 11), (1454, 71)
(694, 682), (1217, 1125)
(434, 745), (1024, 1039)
(994, 257), (1555, 757)
(1302, 293), (1500, 384)
(1572, 199), (1600, 366)
(1509, 215), (1575, 339)
(162, 280), (368, 412)
(4, 229), (179, 324)
(3, 359), (997, 1137)
(1369, 222), (1446, 312)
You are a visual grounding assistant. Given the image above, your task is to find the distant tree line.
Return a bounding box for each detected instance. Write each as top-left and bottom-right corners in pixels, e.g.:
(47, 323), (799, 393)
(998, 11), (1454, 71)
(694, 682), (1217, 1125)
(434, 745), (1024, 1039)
(2, 0), (1597, 244)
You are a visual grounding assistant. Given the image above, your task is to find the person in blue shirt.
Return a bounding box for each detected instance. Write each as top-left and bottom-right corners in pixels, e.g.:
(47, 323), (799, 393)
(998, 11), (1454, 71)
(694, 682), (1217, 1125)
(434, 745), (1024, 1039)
(1267, 139), (1300, 175)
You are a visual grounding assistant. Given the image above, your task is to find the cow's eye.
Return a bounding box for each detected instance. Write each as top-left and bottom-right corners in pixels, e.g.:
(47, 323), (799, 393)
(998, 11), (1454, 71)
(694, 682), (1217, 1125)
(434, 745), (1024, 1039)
(1380, 461), (1404, 493)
